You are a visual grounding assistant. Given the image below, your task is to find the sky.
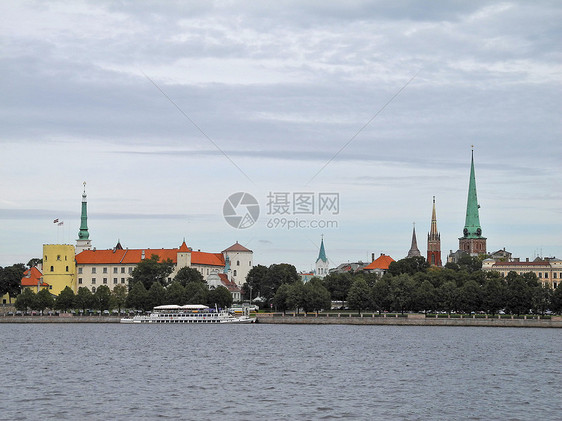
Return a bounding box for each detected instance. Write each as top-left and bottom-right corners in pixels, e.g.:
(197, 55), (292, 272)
(1, 0), (561, 271)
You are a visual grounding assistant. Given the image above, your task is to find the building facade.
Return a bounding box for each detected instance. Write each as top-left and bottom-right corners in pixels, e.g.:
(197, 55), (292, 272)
(42, 244), (77, 295)
(482, 257), (562, 288)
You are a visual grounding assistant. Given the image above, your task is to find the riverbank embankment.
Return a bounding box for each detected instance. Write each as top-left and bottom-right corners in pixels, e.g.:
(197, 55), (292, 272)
(256, 313), (562, 328)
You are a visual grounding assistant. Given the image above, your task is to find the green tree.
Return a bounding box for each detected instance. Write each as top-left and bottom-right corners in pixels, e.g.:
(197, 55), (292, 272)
(208, 286), (233, 309)
(437, 281), (458, 313)
(262, 264), (299, 303)
(323, 272), (353, 305)
(551, 284), (562, 314)
(0, 263), (26, 299)
(272, 283), (290, 314)
(126, 282), (149, 311)
(390, 274), (416, 314)
(244, 265), (268, 300)
(416, 280), (436, 312)
(482, 277), (505, 315)
(302, 279), (331, 314)
(372, 277), (392, 314)
(130, 254), (174, 290)
(111, 284), (128, 313)
(185, 282), (208, 304)
(505, 273), (531, 315)
(174, 266), (205, 287)
(94, 285), (112, 311)
(148, 282), (167, 309)
(347, 278), (372, 315)
(458, 279), (482, 313)
(388, 256), (429, 276)
(74, 287), (94, 312)
(531, 284), (552, 315)
(286, 282), (305, 314)
(35, 288), (54, 312)
(15, 288), (36, 311)
(55, 286), (76, 312)
(166, 281), (186, 305)
(27, 258), (42, 268)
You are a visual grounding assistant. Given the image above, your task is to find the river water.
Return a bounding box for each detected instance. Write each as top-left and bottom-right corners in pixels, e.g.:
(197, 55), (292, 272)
(1, 324), (560, 420)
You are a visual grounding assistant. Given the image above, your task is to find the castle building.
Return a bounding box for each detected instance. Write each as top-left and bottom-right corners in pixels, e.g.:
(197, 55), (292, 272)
(427, 197), (442, 266)
(315, 236), (329, 278)
(221, 241), (253, 286)
(42, 244), (77, 295)
(458, 150), (487, 256)
(407, 224), (421, 258)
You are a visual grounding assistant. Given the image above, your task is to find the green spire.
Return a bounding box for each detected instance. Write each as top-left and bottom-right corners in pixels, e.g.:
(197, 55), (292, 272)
(78, 182), (89, 240)
(316, 236), (327, 263)
(463, 150), (482, 239)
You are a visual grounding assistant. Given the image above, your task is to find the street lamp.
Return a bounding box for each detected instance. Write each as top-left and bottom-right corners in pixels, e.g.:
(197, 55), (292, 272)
(249, 285), (253, 304)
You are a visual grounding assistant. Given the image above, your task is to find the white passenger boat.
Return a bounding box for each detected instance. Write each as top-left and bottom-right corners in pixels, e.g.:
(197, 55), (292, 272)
(120, 304), (255, 324)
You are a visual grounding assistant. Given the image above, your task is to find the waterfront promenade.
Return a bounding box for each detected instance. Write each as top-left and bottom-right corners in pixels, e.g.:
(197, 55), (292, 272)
(1, 313), (561, 327)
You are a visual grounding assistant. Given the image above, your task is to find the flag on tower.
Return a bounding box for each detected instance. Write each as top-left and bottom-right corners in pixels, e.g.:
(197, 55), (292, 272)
(58, 221), (64, 226)
(53, 219), (59, 223)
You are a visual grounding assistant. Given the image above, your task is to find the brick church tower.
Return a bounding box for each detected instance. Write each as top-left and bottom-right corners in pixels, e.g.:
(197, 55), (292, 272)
(427, 197), (442, 266)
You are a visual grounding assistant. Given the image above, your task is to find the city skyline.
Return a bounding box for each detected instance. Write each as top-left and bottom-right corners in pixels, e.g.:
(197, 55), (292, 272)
(1, 1), (561, 269)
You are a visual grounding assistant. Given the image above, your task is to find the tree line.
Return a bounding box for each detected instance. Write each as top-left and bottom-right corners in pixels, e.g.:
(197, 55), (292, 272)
(251, 256), (562, 315)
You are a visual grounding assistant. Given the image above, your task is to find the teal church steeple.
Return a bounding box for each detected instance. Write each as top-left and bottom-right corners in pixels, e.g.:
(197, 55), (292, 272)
(78, 182), (89, 240)
(315, 236), (329, 278)
(76, 182), (92, 254)
(459, 149), (487, 256)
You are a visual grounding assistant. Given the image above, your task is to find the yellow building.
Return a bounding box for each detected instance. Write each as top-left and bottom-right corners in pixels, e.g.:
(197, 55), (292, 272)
(42, 244), (77, 295)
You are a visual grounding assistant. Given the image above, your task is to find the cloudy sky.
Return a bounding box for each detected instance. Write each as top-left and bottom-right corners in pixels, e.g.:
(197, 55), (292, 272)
(1, 0), (561, 271)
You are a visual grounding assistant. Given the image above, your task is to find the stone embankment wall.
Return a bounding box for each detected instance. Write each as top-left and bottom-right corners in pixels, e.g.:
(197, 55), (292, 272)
(256, 313), (562, 328)
(0, 316), (121, 323)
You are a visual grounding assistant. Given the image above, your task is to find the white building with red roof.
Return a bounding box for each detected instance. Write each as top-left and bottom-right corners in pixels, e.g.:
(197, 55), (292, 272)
(221, 241), (253, 286)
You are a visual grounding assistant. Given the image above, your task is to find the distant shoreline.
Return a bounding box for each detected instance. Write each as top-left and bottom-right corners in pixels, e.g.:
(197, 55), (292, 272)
(1, 314), (561, 327)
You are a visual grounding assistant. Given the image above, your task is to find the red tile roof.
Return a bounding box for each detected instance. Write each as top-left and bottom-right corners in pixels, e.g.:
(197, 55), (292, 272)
(218, 273), (241, 292)
(222, 241), (252, 253)
(21, 267), (48, 287)
(76, 245), (225, 267)
(363, 254), (395, 270)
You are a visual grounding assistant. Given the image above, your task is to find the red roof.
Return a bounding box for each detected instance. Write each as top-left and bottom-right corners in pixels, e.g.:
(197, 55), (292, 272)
(218, 273), (241, 292)
(222, 241), (252, 253)
(76, 245), (225, 267)
(21, 267), (48, 287)
(363, 254), (395, 270)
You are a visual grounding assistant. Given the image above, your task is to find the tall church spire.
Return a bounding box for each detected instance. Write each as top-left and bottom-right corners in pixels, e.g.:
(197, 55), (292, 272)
(76, 182), (92, 254)
(459, 149), (487, 256)
(427, 196), (442, 266)
(315, 235), (329, 278)
(407, 223), (421, 258)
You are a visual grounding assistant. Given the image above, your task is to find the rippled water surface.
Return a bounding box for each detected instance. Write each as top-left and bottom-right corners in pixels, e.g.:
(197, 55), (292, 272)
(1, 324), (560, 420)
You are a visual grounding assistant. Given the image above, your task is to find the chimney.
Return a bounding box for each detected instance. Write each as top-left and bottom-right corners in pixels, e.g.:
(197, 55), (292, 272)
(371, 253), (375, 262)
(514, 258), (520, 262)
(526, 258), (529, 262)
(141, 250), (145, 260)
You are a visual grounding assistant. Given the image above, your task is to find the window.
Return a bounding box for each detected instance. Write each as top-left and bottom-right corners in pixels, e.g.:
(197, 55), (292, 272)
(113, 279), (117, 284)
(237, 260), (240, 266)
(103, 278), (108, 284)
(78, 278), (82, 284)
(49, 285), (52, 290)
(113, 267), (118, 274)
(92, 278), (97, 285)
(66, 266), (69, 272)
(92, 267), (96, 274)
(121, 278), (125, 284)
(103, 267), (108, 274)
(544, 272), (549, 278)
(249, 261), (251, 266)
(45, 255), (47, 261)
(121, 267), (125, 274)
(128, 267), (133, 274)
(554, 273), (557, 279)
(57, 255), (61, 261)
(78, 267), (83, 274)
(92, 287), (96, 293)
(233, 270), (237, 276)
(50, 266), (54, 272)
(65, 255), (67, 261)
(538, 273), (542, 278)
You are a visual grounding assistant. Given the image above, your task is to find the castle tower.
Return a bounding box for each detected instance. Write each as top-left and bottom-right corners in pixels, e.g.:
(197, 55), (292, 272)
(427, 197), (442, 266)
(458, 150), (487, 256)
(315, 236), (329, 278)
(76, 182), (92, 254)
(407, 223), (421, 258)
